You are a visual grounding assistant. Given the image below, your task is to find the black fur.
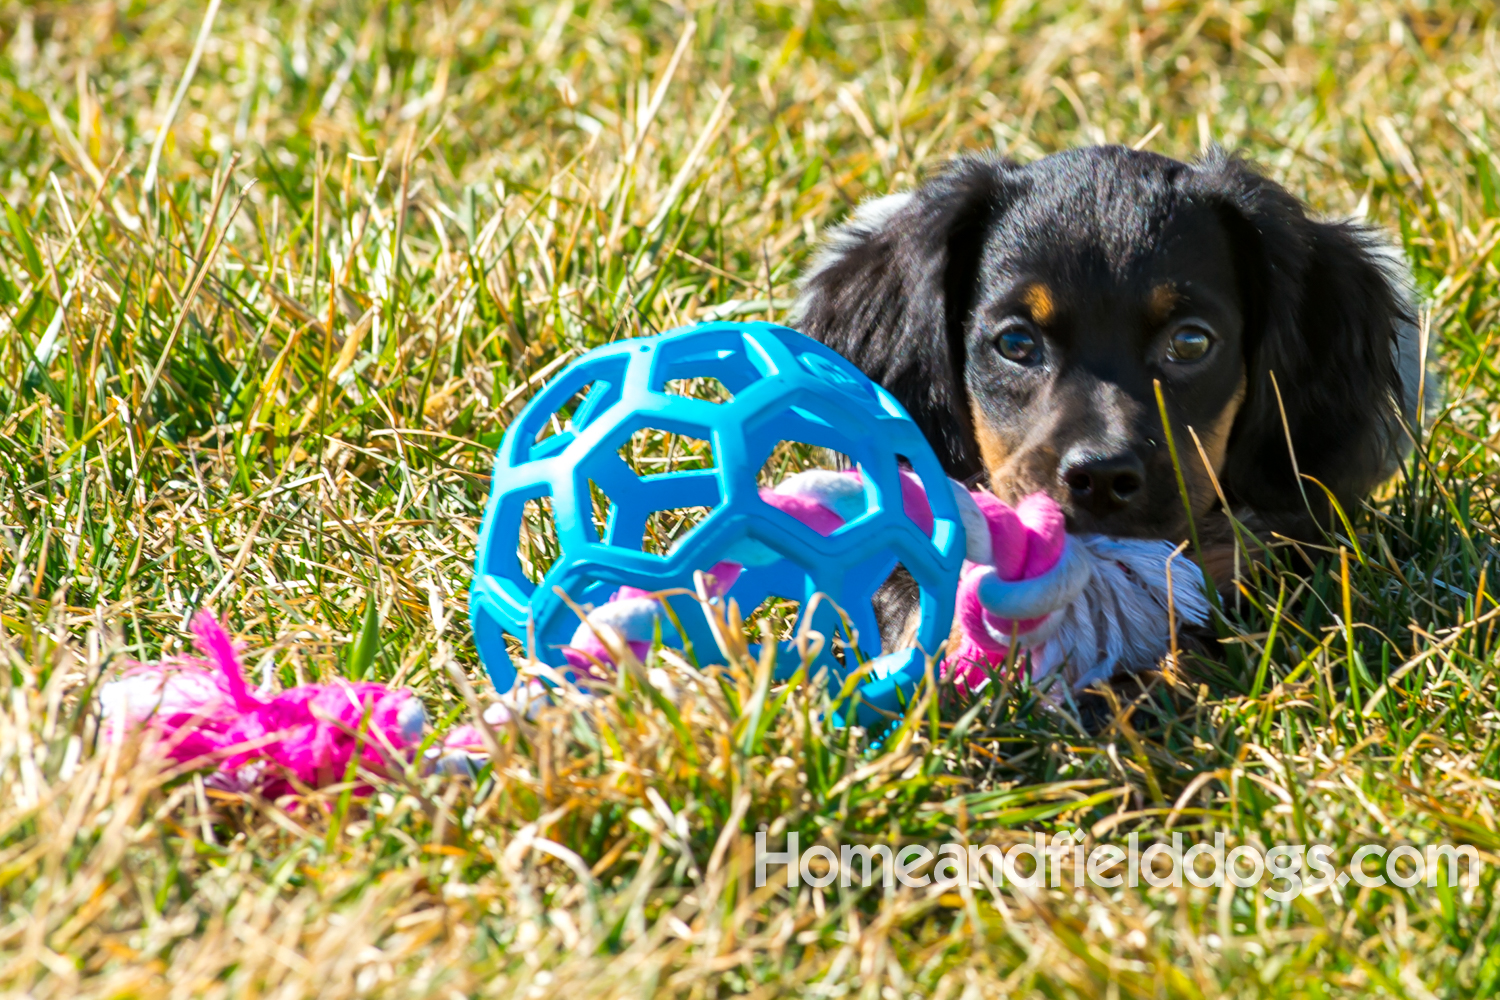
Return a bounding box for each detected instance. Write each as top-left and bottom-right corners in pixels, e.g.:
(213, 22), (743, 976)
(795, 146), (1420, 547)
(1187, 155), (1416, 532)
(793, 158), (1010, 480)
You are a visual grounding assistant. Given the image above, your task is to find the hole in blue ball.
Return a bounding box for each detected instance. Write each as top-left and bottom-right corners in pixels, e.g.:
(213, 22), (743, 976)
(757, 441), (853, 488)
(662, 376), (734, 404)
(894, 455), (936, 538)
(531, 381), (610, 457)
(618, 427), (715, 475)
(519, 496), (558, 584)
(587, 479), (613, 543)
(872, 562), (919, 656)
(742, 594), (798, 646)
(641, 505), (717, 556)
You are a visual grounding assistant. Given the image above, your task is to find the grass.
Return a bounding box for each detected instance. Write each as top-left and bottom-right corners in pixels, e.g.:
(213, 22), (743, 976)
(2, 0), (1499, 996)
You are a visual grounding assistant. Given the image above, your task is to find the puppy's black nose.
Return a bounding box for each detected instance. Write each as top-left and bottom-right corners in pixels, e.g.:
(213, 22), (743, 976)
(1061, 451), (1145, 514)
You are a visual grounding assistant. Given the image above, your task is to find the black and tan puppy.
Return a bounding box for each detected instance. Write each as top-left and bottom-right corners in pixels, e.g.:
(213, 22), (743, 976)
(795, 146), (1425, 583)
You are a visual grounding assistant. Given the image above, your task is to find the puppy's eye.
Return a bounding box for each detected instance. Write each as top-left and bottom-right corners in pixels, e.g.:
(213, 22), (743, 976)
(995, 322), (1041, 365)
(1166, 324), (1213, 362)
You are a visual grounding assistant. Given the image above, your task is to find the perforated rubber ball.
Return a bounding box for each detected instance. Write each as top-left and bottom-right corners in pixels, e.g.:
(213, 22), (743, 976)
(469, 322), (964, 724)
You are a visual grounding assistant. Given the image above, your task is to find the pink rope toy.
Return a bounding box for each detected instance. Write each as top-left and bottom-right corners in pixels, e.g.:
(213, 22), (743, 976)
(100, 612), (484, 796)
(561, 470), (1211, 695)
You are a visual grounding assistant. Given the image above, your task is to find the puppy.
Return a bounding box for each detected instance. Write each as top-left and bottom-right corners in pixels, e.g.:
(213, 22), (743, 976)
(795, 146), (1425, 579)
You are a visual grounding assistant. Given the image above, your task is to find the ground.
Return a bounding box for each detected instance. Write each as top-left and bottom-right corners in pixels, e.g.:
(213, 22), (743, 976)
(1, 1), (1498, 997)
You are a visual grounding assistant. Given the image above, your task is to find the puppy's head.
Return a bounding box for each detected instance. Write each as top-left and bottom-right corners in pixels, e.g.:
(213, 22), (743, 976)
(795, 146), (1422, 541)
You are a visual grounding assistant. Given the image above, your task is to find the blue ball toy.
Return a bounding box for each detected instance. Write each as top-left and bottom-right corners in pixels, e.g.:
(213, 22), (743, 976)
(469, 322), (964, 724)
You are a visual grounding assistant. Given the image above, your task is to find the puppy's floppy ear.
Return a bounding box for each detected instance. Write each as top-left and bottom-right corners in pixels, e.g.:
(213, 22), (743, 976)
(793, 156), (1015, 480)
(1188, 150), (1424, 534)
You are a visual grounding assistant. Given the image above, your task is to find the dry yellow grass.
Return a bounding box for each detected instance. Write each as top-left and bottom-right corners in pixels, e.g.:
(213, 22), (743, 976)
(1, 1), (1499, 996)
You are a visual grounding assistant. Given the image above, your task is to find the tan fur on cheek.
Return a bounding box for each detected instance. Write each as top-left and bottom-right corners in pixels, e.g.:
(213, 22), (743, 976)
(970, 401), (1013, 482)
(970, 401), (1052, 505)
(1200, 373), (1248, 474)
(1186, 372), (1247, 511)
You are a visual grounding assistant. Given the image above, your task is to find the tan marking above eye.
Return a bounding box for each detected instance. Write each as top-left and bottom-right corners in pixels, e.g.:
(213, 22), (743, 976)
(1022, 283), (1055, 325)
(1147, 283), (1181, 325)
